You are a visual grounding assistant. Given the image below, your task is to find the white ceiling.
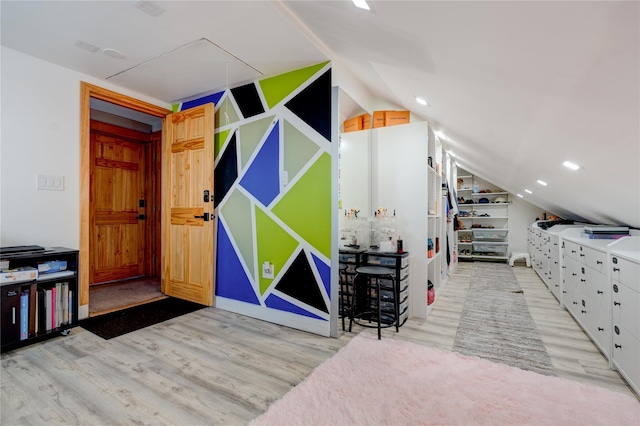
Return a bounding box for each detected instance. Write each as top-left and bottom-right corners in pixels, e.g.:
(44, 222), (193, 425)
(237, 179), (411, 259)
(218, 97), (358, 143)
(1, 0), (638, 228)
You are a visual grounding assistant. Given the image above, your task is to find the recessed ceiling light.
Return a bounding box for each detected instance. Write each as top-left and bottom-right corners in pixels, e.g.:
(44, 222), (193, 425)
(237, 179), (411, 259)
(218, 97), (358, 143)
(537, 180), (548, 186)
(525, 189), (533, 194)
(103, 48), (125, 59)
(134, 0), (166, 17)
(352, 0), (370, 10)
(517, 193), (524, 198)
(415, 96), (428, 106)
(563, 161), (580, 170)
(74, 40), (100, 53)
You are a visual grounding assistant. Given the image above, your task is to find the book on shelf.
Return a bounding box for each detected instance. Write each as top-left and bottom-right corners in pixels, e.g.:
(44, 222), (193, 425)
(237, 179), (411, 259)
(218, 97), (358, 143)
(55, 282), (62, 328)
(45, 288), (53, 331)
(29, 282), (37, 336)
(37, 289), (46, 333)
(62, 282), (69, 324)
(68, 290), (73, 324)
(20, 291), (29, 340)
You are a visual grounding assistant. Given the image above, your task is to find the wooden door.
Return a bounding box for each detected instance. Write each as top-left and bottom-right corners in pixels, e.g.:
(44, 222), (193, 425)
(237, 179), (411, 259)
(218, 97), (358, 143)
(161, 103), (215, 306)
(90, 122), (147, 284)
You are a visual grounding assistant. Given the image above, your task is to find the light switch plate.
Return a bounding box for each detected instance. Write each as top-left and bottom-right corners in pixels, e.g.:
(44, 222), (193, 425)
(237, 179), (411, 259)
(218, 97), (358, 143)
(37, 174), (64, 191)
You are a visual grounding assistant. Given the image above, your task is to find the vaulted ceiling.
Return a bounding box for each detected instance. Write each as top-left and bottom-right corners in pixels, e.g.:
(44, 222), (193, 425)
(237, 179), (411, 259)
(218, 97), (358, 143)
(2, 1), (638, 228)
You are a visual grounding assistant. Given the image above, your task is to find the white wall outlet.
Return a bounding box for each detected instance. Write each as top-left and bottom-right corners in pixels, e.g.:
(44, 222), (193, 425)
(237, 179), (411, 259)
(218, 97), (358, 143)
(280, 171), (289, 186)
(262, 261), (274, 279)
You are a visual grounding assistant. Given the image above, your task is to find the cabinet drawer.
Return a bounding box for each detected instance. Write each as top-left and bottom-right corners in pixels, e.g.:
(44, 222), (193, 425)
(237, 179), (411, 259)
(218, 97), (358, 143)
(367, 255), (408, 268)
(612, 322), (640, 391)
(583, 266), (608, 297)
(563, 240), (580, 259)
(584, 304), (611, 358)
(611, 256), (639, 292)
(612, 280), (640, 340)
(339, 254), (357, 263)
(580, 245), (607, 273)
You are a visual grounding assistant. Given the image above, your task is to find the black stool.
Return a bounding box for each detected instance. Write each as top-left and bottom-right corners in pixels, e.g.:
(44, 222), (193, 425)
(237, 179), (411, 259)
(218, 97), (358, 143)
(349, 265), (399, 339)
(338, 263), (350, 331)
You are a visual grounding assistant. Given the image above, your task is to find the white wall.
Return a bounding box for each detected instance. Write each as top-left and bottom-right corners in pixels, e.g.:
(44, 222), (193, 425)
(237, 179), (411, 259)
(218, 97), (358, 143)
(508, 196), (544, 253)
(0, 47), (170, 248)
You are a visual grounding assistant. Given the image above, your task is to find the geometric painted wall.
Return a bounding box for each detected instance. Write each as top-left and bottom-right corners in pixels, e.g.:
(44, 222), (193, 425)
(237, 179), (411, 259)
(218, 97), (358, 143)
(176, 62), (333, 333)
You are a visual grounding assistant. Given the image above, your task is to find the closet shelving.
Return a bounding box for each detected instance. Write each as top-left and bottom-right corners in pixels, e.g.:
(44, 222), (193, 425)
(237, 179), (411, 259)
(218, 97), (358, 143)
(456, 171), (509, 262)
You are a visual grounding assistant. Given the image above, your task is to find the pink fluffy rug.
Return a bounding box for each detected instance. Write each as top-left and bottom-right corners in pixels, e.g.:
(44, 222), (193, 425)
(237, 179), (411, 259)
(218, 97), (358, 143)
(251, 332), (640, 425)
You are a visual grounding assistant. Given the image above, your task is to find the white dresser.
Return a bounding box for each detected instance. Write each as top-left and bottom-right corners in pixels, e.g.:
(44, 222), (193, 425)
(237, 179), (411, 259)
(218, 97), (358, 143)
(609, 236), (640, 397)
(561, 230), (614, 359)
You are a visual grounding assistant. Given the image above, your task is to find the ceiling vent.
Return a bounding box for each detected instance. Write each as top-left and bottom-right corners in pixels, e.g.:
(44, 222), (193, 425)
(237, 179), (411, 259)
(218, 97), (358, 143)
(74, 40), (100, 53)
(133, 1), (166, 17)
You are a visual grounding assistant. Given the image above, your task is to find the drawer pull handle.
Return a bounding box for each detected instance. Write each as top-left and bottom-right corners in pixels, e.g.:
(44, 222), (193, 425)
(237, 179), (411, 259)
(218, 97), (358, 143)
(572, 273), (577, 276)
(581, 310), (587, 314)
(597, 290), (603, 295)
(580, 254), (585, 257)
(580, 279), (586, 282)
(613, 267), (620, 272)
(614, 301), (621, 306)
(598, 327), (604, 331)
(571, 250), (576, 253)
(596, 261), (602, 265)
(615, 344), (622, 349)
(563, 291), (567, 294)
(573, 301), (578, 305)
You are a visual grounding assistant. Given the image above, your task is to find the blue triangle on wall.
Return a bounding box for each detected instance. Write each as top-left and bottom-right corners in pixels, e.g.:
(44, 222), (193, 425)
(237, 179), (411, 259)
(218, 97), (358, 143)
(181, 91), (225, 111)
(312, 253), (331, 297)
(265, 294), (327, 321)
(215, 221), (260, 305)
(239, 121), (280, 207)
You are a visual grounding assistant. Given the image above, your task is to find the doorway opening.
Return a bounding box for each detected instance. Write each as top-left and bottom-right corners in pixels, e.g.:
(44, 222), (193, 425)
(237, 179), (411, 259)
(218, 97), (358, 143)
(80, 82), (172, 317)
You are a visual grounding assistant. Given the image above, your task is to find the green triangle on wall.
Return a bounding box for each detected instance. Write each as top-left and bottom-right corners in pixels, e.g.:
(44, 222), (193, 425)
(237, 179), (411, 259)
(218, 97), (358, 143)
(215, 97), (240, 128)
(239, 116), (276, 169)
(272, 152), (332, 259)
(259, 61), (330, 110)
(255, 206), (300, 294)
(283, 120), (320, 181)
(215, 129), (231, 160)
(220, 189), (255, 280)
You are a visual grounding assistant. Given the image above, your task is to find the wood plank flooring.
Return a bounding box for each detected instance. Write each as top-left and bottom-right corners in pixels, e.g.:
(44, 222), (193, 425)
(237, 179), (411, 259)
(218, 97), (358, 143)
(1, 262), (636, 425)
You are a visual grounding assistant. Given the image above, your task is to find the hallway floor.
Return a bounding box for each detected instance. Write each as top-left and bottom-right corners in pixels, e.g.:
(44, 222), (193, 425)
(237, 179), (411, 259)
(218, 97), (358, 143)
(89, 276), (165, 316)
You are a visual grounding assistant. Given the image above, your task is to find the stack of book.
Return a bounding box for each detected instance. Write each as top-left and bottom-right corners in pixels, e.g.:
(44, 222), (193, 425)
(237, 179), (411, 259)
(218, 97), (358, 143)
(582, 226), (630, 240)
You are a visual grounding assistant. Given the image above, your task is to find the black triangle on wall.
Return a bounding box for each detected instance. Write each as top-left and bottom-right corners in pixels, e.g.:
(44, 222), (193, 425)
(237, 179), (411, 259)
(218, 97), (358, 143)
(214, 132), (238, 207)
(285, 69), (331, 141)
(231, 83), (265, 119)
(275, 250), (328, 314)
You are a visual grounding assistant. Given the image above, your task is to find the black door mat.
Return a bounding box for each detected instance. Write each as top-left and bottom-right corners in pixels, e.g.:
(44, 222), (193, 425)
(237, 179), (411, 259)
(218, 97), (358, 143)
(79, 297), (205, 340)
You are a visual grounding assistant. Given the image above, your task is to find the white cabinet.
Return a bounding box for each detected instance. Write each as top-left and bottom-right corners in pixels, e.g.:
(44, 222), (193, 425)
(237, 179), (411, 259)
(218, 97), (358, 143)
(610, 237), (640, 397)
(533, 226), (639, 398)
(560, 229), (617, 359)
(528, 222), (584, 304)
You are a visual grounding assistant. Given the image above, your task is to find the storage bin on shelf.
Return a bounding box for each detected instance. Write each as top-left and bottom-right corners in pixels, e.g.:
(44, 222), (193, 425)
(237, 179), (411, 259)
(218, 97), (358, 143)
(472, 229), (508, 241)
(472, 241), (509, 255)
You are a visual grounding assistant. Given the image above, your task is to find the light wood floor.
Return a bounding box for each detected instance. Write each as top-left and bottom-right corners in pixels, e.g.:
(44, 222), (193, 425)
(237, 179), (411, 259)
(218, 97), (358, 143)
(1, 262), (636, 425)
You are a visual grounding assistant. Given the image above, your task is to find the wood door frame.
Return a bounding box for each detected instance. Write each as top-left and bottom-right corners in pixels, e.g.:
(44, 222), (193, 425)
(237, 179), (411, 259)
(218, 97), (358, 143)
(80, 82), (172, 310)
